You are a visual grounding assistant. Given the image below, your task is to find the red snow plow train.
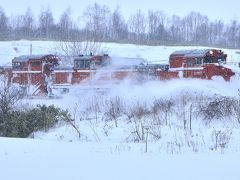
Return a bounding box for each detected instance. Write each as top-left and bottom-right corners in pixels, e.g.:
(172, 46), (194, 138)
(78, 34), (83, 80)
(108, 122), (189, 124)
(0, 48), (236, 96)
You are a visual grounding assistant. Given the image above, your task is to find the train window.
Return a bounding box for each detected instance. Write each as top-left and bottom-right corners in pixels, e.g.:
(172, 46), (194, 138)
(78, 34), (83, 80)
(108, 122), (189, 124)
(217, 57), (225, 63)
(74, 60), (81, 69)
(13, 62), (21, 70)
(195, 58), (202, 65)
(74, 59), (91, 69)
(74, 61), (78, 68)
(31, 61), (41, 67)
(86, 60), (90, 68)
(90, 61), (96, 69)
(76, 60), (84, 69)
(187, 62), (193, 67)
(204, 56), (212, 63)
(186, 59), (193, 67)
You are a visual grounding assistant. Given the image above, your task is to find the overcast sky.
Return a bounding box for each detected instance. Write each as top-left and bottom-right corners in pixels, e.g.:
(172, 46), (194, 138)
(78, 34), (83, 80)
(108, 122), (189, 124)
(0, 0), (239, 23)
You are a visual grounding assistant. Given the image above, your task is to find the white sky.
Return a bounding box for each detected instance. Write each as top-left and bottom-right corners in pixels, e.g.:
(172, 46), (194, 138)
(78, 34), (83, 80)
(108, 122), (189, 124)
(0, 0), (239, 23)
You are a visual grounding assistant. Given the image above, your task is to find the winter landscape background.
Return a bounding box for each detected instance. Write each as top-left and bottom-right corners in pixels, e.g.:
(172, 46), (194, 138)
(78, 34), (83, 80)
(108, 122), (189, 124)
(1, 2), (240, 48)
(0, 40), (240, 180)
(1, 1), (240, 180)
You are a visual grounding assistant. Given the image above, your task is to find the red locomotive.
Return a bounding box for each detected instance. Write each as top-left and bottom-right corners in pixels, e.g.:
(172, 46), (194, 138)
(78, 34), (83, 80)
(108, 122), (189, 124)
(11, 54), (59, 95)
(5, 48), (235, 96)
(169, 49), (234, 81)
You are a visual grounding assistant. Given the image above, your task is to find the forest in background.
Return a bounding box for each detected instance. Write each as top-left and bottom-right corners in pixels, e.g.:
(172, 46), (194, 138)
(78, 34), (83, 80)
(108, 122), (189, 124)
(0, 3), (240, 48)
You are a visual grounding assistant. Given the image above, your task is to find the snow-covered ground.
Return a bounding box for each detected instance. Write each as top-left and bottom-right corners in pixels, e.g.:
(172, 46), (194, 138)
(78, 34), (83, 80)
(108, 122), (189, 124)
(1, 40), (240, 180)
(1, 137), (239, 180)
(7, 78), (239, 180)
(1, 40), (240, 65)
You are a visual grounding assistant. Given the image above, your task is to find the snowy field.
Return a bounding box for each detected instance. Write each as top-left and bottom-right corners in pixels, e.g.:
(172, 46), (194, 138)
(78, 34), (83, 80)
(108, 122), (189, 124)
(1, 40), (240, 66)
(1, 137), (239, 180)
(1, 40), (240, 180)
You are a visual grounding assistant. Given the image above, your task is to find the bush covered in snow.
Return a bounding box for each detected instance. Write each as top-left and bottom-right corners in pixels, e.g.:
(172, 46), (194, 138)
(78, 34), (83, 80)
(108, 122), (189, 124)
(0, 105), (71, 138)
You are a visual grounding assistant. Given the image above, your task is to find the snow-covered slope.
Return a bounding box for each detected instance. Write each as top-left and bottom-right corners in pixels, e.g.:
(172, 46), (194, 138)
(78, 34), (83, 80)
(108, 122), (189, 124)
(1, 40), (240, 65)
(1, 137), (239, 180)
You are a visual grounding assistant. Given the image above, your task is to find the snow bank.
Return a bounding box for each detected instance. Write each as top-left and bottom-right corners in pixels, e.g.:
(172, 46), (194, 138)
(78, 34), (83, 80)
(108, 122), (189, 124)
(0, 137), (240, 180)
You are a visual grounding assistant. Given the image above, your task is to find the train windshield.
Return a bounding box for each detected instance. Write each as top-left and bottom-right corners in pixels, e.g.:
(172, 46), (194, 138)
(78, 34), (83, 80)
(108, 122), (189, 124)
(12, 62), (21, 70)
(74, 59), (92, 69)
(204, 56), (214, 63)
(204, 56), (225, 64)
(217, 57), (225, 63)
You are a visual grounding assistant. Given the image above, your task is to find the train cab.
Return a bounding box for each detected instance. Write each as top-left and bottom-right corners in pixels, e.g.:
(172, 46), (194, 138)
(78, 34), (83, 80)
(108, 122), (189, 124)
(169, 49), (233, 80)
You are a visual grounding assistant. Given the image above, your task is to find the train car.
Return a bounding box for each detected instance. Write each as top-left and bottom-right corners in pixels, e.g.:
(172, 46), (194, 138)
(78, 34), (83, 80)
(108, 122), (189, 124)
(9, 48), (236, 97)
(71, 54), (110, 84)
(71, 55), (142, 85)
(11, 54), (59, 95)
(169, 49), (235, 80)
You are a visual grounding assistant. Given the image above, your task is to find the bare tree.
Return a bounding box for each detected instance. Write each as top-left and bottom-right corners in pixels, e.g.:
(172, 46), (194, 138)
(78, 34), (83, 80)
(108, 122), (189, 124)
(128, 9), (146, 43)
(104, 96), (122, 128)
(211, 129), (232, 151)
(0, 77), (24, 136)
(152, 98), (174, 126)
(62, 113), (81, 139)
(2, 3), (240, 48)
(83, 3), (111, 41)
(23, 7), (36, 38)
(55, 40), (102, 66)
(0, 77), (23, 115)
(0, 6), (9, 39)
(226, 20), (239, 48)
(57, 40), (101, 56)
(169, 15), (183, 44)
(111, 6), (128, 41)
(58, 7), (74, 40)
(38, 6), (55, 39)
(147, 10), (167, 43)
(197, 95), (234, 125)
(127, 101), (150, 142)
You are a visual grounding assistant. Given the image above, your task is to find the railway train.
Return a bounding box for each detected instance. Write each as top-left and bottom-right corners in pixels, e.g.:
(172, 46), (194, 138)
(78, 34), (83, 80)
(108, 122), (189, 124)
(1, 48), (235, 96)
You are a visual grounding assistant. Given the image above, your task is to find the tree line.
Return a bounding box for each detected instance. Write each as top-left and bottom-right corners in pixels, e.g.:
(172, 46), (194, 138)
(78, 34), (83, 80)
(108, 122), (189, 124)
(0, 3), (240, 48)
